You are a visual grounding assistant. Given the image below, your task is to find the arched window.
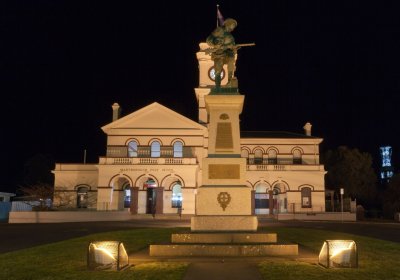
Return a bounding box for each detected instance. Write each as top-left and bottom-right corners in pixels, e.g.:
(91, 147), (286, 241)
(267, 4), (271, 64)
(77, 186), (89, 208)
(293, 149), (302, 164)
(128, 140), (138, 157)
(173, 141), (183, 158)
(151, 141), (161, 157)
(301, 187), (312, 208)
(268, 149), (277, 164)
(241, 149), (249, 164)
(171, 182), (182, 208)
(241, 149), (249, 158)
(254, 149), (263, 164)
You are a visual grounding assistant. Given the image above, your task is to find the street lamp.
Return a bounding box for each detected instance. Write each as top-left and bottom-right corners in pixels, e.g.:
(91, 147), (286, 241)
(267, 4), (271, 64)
(340, 188), (344, 222)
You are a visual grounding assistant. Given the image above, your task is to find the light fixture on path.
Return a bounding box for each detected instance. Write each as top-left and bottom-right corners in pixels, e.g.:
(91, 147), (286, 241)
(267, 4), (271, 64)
(87, 241), (129, 271)
(319, 240), (358, 268)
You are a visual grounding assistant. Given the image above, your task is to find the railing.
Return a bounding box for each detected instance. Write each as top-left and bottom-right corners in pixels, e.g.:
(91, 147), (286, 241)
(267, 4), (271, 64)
(247, 164), (324, 171)
(247, 158), (302, 165)
(106, 146), (194, 158)
(99, 157), (197, 165)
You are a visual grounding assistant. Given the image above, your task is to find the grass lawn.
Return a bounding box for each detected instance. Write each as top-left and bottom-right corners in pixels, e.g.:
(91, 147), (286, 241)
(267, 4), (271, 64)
(1, 226), (399, 280)
(0, 227), (188, 280)
(258, 227), (400, 280)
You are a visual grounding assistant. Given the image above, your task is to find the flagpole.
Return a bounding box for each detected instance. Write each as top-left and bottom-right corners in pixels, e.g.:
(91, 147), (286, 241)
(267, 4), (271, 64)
(216, 4), (219, 27)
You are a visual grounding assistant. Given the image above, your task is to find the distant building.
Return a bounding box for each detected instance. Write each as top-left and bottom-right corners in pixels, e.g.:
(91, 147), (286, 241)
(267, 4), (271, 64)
(52, 43), (327, 216)
(0, 192), (15, 221)
(379, 146), (394, 184)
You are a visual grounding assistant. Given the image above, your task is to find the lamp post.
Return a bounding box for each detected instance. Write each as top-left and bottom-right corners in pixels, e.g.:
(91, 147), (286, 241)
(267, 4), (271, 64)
(340, 188), (344, 223)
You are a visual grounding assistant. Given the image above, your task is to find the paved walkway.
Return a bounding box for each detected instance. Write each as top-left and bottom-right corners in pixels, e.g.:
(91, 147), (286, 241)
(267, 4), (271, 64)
(183, 262), (262, 280)
(129, 245), (318, 280)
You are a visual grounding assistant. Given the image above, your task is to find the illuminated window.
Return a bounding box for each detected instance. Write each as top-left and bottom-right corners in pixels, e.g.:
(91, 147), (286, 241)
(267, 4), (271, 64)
(171, 182), (182, 208)
(127, 141), (138, 157)
(301, 187), (312, 208)
(151, 141), (161, 157)
(173, 141), (183, 158)
(255, 185), (269, 214)
(380, 146), (392, 167)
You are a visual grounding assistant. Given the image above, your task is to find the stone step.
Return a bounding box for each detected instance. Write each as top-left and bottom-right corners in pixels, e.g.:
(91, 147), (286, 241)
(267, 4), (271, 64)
(150, 244), (298, 257)
(171, 233), (277, 244)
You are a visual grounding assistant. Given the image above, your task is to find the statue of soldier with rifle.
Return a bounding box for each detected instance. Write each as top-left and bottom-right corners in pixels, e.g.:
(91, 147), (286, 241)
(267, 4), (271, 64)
(206, 17), (255, 90)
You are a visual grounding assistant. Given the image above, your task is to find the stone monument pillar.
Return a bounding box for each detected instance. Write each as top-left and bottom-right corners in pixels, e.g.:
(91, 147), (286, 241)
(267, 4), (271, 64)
(191, 93), (258, 231)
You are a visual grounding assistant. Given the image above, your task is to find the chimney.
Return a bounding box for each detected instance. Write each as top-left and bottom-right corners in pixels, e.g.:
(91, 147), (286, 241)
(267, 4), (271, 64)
(303, 122), (312, 136)
(112, 103), (121, 121)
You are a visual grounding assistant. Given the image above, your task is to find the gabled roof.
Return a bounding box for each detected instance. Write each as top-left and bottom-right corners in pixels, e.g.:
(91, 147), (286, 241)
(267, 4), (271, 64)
(101, 102), (207, 134)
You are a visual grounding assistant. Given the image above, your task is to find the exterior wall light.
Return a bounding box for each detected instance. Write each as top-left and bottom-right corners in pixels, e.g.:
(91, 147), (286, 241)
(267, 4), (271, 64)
(318, 240), (358, 268)
(87, 241), (129, 271)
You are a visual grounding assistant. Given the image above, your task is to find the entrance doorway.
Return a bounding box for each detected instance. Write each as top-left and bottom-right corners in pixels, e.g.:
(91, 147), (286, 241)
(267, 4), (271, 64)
(144, 179), (157, 214)
(255, 184), (269, 214)
(76, 186), (88, 208)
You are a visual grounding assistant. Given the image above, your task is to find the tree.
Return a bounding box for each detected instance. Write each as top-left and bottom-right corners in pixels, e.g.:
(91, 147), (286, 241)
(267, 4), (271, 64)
(19, 182), (54, 210)
(382, 173), (400, 218)
(323, 146), (378, 208)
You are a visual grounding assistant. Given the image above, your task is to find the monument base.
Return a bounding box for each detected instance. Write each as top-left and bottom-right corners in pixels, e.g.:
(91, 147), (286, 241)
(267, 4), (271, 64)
(191, 215), (258, 232)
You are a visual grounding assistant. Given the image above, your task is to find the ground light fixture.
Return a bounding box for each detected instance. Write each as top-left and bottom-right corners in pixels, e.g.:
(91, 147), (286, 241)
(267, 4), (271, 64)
(318, 240), (358, 268)
(87, 241), (129, 271)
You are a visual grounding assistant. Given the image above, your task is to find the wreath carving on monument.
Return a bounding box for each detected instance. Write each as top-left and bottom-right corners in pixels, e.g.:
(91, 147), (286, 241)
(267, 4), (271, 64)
(217, 192), (231, 211)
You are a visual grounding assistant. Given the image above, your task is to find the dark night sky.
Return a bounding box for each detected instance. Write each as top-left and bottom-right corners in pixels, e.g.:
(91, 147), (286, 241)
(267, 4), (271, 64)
(2, 1), (400, 192)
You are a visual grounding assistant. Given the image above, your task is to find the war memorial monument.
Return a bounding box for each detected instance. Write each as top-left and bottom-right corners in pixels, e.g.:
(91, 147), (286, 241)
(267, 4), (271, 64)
(150, 18), (298, 257)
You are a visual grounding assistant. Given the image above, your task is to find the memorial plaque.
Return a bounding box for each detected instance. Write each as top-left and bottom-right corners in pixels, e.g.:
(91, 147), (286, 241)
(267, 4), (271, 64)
(216, 122), (233, 150)
(209, 164), (240, 179)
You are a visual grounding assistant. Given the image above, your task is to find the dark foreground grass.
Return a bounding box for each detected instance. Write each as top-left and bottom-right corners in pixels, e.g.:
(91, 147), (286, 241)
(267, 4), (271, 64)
(0, 227), (188, 280)
(258, 227), (400, 280)
(1, 226), (399, 280)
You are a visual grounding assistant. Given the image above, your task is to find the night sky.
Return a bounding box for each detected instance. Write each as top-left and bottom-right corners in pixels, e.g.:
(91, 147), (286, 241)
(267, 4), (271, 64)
(2, 1), (400, 193)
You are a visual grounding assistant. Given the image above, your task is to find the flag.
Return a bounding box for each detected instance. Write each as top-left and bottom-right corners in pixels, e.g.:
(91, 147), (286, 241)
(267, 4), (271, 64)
(217, 5), (224, 27)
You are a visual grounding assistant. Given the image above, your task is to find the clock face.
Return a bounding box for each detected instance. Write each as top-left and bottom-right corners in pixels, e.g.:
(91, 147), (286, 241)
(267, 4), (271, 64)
(208, 67), (225, 81)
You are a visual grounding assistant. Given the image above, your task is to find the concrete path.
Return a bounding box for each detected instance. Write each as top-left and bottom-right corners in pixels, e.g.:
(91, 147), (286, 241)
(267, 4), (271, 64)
(183, 262), (262, 280)
(130, 245), (318, 280)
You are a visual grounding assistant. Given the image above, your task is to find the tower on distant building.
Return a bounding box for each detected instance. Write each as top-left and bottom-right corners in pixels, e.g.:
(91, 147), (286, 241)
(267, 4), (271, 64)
(379, 146), (394, 184)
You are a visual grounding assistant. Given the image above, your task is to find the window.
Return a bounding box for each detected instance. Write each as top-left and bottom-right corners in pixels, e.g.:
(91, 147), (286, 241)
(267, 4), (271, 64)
(173, 141), (183, 158)
(254, 149), (263, 164)
(128, 141), (138, 157)
(77, 186), (89, 208)
(301, 187), (312, 208)
(151, 141), (161, 157)
(255, 185), (268, 210)
(293, 149), (302, 164)
(268, 149), (277, 164)
(171, 183), (182, 208)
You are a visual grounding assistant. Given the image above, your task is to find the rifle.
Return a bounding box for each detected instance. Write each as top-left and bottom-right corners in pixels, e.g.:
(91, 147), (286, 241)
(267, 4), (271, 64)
(204, 43), (255, 55)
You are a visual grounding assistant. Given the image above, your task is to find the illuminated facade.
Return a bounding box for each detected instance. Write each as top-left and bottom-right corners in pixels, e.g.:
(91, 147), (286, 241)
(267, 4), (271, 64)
(379, 146), (394, 183)
(52, 43), (327, 215)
